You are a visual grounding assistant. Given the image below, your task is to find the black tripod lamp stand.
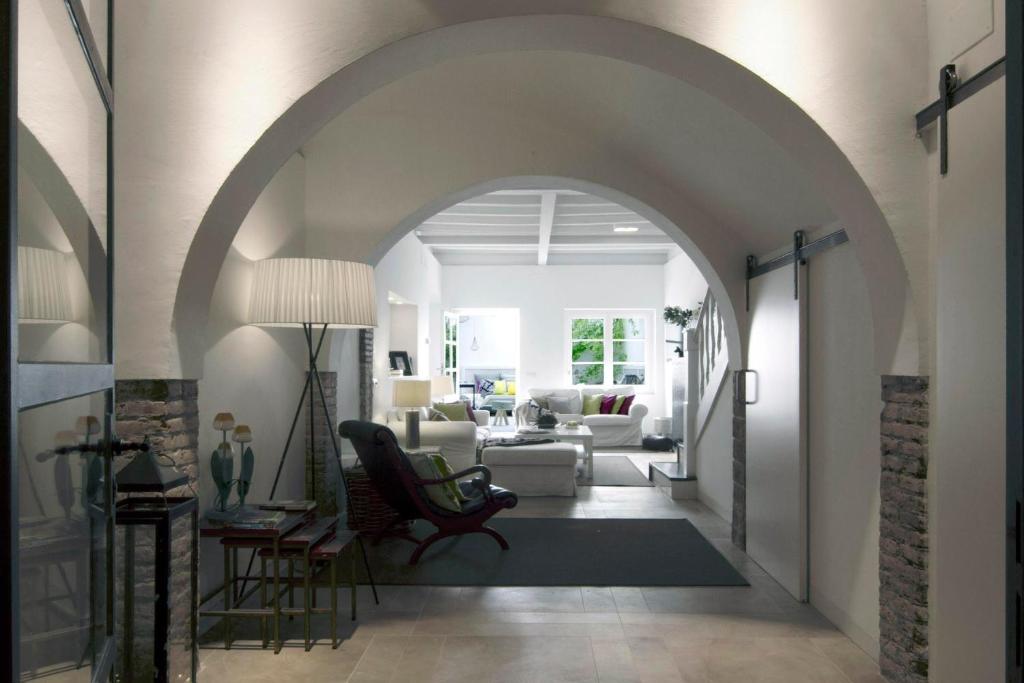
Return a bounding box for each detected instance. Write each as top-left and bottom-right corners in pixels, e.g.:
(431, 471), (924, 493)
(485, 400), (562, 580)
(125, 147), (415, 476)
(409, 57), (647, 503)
(248, 256), (380, 602)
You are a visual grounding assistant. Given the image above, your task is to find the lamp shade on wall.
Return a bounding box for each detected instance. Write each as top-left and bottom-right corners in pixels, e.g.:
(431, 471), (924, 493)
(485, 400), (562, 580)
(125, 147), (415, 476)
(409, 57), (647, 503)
(248, 257), (377, 327)
(392, 379), (431, 408)
(18, 246), (71, 323)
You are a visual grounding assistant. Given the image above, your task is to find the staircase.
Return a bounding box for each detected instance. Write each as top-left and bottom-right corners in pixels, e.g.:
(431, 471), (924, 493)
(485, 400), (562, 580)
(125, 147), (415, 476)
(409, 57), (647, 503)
(678, 288), (729, 457)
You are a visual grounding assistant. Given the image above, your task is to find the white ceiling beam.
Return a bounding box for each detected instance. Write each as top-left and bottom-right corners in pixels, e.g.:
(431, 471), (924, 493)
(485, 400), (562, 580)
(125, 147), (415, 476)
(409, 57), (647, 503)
(537, 192), (556, 266)
(418, 235), (539, 246)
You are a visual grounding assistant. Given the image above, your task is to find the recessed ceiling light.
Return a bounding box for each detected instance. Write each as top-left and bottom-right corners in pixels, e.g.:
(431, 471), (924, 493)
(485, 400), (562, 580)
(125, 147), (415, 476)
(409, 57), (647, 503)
(614, 226), (639, 233)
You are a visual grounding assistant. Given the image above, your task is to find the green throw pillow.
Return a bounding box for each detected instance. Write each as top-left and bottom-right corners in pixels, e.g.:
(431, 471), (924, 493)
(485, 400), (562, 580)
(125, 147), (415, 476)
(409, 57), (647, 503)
(433, 401), (470, 421)
(429, 453), (470, 502)
(407, 452), (462, 512)
(582, 394), (603, 415)
(611, 395), (627, 414)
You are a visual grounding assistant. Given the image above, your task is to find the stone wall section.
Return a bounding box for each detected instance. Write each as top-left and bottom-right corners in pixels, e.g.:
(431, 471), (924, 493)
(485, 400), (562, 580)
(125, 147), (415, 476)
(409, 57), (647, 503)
(879, 375), (930, 683)
(358, 329), (374, 421)
(731, 370), (746, 550)
(306, 370), (338, 513)
(114, 379), (199, 679)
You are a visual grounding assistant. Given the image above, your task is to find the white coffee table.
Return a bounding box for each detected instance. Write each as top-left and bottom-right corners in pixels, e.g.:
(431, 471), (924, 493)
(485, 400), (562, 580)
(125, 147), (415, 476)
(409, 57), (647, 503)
(517, 425), (594, 479)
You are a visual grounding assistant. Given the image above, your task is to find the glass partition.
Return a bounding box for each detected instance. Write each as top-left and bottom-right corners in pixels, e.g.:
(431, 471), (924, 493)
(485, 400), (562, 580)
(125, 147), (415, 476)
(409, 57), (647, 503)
(17, 0), (109, 363)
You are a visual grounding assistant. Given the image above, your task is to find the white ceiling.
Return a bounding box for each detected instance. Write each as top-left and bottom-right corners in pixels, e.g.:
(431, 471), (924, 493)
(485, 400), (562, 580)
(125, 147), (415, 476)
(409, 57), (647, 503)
(416, 189), (678, 266)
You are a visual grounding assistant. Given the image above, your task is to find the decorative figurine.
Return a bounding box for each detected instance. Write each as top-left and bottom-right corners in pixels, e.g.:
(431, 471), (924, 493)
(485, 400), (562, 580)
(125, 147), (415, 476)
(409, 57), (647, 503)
(210, 412), (235, 512)
(233, 424), (254, 507)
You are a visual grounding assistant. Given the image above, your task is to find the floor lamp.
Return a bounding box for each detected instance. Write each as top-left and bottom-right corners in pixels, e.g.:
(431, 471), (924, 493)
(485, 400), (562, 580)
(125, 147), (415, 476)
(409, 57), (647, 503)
(246, 256), (380, 603)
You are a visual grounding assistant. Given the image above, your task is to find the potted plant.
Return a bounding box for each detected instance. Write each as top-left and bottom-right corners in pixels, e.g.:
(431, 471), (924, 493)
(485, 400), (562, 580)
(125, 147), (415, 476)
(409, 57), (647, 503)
(664, 304), (700, 357)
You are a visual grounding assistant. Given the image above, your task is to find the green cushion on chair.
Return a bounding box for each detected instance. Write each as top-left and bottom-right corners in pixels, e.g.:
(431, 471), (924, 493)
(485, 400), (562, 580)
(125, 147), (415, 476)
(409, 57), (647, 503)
(407, 452), (462, 512)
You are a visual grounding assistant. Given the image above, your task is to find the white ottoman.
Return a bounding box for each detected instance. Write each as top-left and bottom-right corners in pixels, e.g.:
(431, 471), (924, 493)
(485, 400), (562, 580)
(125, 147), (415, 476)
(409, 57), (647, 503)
(481, 442), (581, 497)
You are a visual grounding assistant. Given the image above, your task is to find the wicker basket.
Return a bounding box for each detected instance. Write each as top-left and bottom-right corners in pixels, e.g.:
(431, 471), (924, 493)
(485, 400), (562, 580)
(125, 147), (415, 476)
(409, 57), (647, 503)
(345, 466), (412, 535)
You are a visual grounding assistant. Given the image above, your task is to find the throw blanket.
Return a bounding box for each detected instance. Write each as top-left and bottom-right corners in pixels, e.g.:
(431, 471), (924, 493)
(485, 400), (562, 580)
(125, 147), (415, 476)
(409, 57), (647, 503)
(481, 437), (556, 448)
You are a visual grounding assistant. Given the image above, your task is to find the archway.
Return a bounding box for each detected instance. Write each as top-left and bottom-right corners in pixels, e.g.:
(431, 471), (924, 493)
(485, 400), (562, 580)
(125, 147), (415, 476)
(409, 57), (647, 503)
(368, 175), (742, 370)
(174, 13), (916, 380)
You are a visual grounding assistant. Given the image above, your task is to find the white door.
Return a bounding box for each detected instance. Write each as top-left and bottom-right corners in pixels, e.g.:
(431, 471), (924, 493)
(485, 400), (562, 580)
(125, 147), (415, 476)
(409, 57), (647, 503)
(443, 311), (460, 385)
(745, 265), (808, 600)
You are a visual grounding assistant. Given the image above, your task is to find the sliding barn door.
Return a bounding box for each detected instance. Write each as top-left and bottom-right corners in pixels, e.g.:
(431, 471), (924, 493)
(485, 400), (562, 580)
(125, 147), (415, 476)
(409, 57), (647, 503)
(745, 265), (808, 600)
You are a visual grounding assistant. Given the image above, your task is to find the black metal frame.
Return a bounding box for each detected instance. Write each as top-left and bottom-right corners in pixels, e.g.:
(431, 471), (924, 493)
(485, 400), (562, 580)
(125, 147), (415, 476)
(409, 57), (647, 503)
(2, 1), (116, 681)
(744, 229), (849, 309)
(116, 497), (198, 683)
(1008, 1), (1023, 680)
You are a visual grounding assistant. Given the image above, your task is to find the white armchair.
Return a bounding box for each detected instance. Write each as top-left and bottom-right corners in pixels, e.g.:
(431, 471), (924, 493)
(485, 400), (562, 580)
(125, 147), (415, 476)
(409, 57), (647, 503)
(384, 408), (489, 472)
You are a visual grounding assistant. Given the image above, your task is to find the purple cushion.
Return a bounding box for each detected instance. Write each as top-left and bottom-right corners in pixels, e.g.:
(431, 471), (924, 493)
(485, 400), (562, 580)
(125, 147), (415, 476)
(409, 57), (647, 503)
(618, 395), (636, 415)
(599, 394), (617, 414)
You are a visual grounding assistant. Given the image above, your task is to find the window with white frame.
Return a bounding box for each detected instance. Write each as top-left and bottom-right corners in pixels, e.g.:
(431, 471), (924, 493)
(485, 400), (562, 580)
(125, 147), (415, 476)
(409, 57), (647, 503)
(567, 311), (652, 387)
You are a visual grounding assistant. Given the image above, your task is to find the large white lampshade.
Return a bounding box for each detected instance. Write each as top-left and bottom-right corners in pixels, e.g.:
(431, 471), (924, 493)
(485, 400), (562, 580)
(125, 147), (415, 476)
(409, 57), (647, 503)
(18, 246), (71, 322)
(248, 257), (377, 328)
(392, 379), (431, 408)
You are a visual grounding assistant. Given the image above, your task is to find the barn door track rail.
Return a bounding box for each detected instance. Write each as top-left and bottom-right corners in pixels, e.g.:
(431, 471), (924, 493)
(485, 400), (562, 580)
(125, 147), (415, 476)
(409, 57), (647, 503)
(916, 57), (1006, 175)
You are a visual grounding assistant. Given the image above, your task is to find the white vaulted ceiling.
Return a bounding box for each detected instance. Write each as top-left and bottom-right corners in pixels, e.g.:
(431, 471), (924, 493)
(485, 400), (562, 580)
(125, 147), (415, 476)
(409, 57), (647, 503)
(415, 189), (678, 266)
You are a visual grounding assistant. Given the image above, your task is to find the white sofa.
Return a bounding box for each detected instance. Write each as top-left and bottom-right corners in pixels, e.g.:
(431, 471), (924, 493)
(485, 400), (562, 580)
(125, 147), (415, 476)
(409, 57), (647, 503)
(516, 387), (648, 448)
(384, 407), (489, 473)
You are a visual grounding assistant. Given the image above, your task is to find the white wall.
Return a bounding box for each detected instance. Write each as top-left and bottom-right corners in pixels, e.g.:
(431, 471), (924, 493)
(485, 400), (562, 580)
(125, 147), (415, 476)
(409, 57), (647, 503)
(341, 232), (442, 421)
(807, 242), (882, 658)
(457, 312), (519, 375)
(388, 303), (419, 372)
(197, 154), (309, 593)
(442, 264), (667, 429)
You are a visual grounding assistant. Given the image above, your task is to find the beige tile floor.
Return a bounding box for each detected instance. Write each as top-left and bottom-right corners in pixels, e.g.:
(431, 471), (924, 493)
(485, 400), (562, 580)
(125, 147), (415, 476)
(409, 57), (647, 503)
(199, 452), (884, 682)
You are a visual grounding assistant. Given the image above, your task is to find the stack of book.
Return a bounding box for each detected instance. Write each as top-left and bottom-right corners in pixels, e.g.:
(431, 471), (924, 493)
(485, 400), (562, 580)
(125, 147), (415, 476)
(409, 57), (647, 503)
(257, 500), (316, 513)
(205, 507), (287, 530)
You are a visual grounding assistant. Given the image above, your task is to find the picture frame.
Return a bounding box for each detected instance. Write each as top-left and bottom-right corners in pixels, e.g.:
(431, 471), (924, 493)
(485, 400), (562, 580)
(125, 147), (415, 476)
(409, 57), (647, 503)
(389, 351), (413, 376)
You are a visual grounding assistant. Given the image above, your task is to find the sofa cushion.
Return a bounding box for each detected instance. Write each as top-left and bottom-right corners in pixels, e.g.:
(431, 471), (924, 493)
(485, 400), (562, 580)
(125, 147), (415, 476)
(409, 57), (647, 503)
(618, 395), (636, 415)
(427, 408), (450, 421)
(433, 401), (473, 422)
(547, 395), (575, 414)
(599, 394), (618, 414)
(584, 414), (633, 427)
(582, 393), (603, 415)
(529, 389), (582, 414)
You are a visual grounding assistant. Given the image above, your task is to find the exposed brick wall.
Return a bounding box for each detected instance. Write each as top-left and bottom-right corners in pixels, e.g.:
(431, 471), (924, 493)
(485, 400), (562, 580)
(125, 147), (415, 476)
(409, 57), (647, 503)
(114, 379), (199, 679)
(306, 370), (338, 513)
(732, 370), (746, 550)
(879, 375), (929, 683)
(358, 329), (374, 421)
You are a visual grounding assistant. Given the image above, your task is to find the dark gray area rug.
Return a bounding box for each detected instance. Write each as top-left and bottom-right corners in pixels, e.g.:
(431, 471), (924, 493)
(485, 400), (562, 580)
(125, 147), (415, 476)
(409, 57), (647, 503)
(578, 455), (653, 487)
(360, 518), (748, 587)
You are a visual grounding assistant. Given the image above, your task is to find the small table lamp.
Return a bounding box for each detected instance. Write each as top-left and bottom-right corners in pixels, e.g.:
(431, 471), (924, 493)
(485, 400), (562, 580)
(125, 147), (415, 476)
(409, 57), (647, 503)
(393, 379), (431, 448)
(431, 374), (455, 401)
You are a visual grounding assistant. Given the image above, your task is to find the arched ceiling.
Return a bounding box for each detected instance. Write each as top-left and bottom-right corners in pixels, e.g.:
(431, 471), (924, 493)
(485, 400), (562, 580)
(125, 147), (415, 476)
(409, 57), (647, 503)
(300, 50), (835, 258)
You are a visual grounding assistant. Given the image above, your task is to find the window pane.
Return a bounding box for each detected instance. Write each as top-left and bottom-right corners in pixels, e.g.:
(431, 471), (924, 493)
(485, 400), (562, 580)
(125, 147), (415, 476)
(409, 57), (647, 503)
(571, 318), (604, 339)
(614, 364), (646, 385)
(19, 391), (109, 680)
(612, 317), (646, 339)
(571, 340), (604, 362)
(613, 340), (645, 362)
(572, 364), (604, 385)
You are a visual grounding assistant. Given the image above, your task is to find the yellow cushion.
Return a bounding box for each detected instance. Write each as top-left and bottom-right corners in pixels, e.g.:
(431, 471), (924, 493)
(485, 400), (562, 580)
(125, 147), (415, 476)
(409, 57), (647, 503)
(582, 394), (603, 415)
(507, 381), (516, 395)
(494, 380), (507, 394)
